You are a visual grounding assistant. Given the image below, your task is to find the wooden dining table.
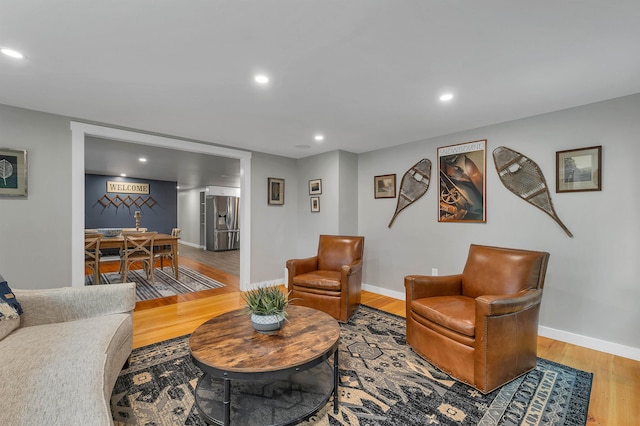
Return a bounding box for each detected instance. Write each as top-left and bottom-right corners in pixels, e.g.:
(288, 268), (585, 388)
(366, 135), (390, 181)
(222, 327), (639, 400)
(99, 233), (181, 280)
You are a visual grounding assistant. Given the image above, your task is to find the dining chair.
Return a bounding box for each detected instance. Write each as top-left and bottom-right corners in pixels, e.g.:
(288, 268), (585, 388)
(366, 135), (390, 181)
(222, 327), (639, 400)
(84, 232), (103, 285)
(120, 231), (157, 283)
(154, 228), (181, 275)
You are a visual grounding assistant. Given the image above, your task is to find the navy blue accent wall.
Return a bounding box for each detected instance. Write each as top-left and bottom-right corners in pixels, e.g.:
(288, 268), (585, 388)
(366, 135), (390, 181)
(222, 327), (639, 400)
(85, 174), (177, 234)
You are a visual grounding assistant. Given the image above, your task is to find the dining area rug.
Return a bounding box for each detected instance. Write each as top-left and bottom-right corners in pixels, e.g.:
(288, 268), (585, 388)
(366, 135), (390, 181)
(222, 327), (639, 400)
(85, 265), (225, 301)
(110, 306), (592, 425)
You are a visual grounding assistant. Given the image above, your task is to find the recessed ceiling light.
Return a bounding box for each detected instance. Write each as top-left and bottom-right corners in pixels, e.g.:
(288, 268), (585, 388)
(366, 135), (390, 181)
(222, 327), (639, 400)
(254, 74), (270, 84)
(439, 93), (454, 102)
(176, 186), (180, 189)
(139, 157), (147, 162)
(120, 173), (127, 177)
(314, 134), (325, 142)
(1, 48), (24, 59)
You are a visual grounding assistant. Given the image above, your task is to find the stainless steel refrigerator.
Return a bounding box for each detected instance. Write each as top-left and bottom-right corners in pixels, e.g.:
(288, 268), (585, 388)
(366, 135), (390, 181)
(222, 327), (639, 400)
(205, 195), (240, 251)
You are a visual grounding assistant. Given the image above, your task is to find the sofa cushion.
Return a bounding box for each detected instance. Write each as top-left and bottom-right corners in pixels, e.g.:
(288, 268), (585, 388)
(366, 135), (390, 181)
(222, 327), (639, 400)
(0, 313), (131, 426)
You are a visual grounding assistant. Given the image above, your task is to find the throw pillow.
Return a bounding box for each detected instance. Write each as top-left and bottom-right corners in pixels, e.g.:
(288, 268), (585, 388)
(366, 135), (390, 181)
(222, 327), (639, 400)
(0, 280), (22, 315)
(0, 302), (20, 341)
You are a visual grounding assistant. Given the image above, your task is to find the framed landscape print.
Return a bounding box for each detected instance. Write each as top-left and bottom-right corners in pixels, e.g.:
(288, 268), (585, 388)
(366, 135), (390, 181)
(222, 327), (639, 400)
(309, 179), (322, 195)
(556, 146), (602, 192)
(0, 148), (27, 197)
(438, 140), (486, 223)
(267, 177), (285, 205)
(374, 174), (396, 198)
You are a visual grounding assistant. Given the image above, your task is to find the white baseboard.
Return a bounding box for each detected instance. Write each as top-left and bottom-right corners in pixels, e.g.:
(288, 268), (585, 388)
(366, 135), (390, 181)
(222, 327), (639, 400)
(362, 282), (405, 301)
(538, 326), (640, 361)
(179, 241), (204, 249)
(247, 278), (285, 291)
(361, 282), (640, 361)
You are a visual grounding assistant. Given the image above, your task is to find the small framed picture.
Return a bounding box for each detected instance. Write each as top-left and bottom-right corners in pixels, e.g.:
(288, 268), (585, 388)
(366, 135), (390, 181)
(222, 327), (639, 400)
(556, 146), (602, 192)
(0, 148), (28, 197)
(310, 196), (320, 212)
(309, 179), (322, 195)
(267, 177), (285, 205)
(374, 174), (396, 199)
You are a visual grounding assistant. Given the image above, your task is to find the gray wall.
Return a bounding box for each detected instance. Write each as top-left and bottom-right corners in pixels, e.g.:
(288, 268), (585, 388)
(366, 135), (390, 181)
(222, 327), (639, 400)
(338, 151), (358, 236)
(251, 149), (360, 283)
(0, 104), (73, 287)
(249, 151), (299, 283)
(1, 93), (638, 356)
(177, 187), (204, 247)
(357, 93), (640, 352)
(294, 150), (359, 257)
(296, 152), (340, 256)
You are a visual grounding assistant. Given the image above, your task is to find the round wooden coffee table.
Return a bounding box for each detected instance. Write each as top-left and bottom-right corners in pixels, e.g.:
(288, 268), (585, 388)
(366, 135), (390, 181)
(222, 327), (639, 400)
(189, 305), (340, 425)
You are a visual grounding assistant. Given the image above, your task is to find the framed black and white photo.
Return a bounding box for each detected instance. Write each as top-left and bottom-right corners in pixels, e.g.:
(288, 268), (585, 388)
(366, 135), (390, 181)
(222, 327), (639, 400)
(556, 146), (602, 192)
(0, 148), (27, 197)
(268, 177), (285, 205)
(309, 179), (322, 195)
(374, 174), (396, 198)
(310, 196), (320, 212)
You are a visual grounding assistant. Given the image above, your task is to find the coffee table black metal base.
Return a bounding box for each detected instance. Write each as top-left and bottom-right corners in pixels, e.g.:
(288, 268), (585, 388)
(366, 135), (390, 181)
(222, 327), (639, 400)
(194, 356), (337, 426)
(189, 306), (341, 426)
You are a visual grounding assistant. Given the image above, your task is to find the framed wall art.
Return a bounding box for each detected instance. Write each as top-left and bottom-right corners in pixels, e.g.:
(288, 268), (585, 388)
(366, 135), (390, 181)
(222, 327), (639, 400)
(309, 179), (322, 195)
(438, 139), (486, 223)
(267, 177), (285, 205)
(556, 146), (602, 192)
(374, 174), (396, 199)
(0, 148), (28, 197)
(310, 196), (320, 212)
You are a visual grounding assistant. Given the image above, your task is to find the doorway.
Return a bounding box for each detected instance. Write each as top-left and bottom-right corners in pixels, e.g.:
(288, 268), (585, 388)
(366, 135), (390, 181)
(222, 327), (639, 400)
(70, 122), (252, 290)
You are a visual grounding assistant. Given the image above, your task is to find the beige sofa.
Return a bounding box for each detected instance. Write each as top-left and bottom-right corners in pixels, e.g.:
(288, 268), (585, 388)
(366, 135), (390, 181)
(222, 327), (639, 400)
(0, 282), (135, 426)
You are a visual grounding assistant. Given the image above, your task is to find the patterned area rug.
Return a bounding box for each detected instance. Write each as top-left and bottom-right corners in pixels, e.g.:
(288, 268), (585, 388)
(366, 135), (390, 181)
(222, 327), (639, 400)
(85, 265), (225, 301)
(111, 306), (592, 425)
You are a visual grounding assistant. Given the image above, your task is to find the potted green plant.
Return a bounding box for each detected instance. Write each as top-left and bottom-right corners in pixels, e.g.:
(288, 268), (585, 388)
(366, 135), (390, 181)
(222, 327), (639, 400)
(242, 286), (291, 333)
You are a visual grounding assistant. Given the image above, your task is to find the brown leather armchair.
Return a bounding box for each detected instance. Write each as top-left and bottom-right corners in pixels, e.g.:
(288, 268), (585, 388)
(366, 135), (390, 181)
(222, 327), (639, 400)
(405, 244), (549, 393)
(287, 235), (365, 322)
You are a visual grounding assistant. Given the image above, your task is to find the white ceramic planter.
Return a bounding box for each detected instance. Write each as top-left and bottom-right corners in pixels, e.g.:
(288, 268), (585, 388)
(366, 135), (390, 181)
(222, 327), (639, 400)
(251, 313), (285, 333)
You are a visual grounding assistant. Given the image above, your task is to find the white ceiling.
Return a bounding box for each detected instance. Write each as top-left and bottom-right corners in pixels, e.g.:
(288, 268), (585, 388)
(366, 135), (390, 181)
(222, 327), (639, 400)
(3, 1), (640, 187)
(85, 136), (241, 189)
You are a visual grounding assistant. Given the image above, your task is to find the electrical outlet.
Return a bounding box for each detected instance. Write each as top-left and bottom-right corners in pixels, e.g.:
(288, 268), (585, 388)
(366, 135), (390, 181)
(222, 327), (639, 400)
(432, 268), (438, 276)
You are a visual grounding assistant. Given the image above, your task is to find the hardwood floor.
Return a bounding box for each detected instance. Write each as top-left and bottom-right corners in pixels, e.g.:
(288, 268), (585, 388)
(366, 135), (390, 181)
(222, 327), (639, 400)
(177, 244), (240, 276)
(131, 256), (638, 426)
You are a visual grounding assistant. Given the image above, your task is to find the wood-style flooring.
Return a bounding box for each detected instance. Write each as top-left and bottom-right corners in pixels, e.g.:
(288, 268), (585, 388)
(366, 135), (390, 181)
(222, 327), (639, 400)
(176, 244), (240, 276)
(130, 252), (638, 426)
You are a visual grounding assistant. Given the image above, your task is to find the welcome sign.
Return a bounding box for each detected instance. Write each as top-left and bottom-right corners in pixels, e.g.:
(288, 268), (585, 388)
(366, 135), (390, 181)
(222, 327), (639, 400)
(106, 181), (150, 194)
